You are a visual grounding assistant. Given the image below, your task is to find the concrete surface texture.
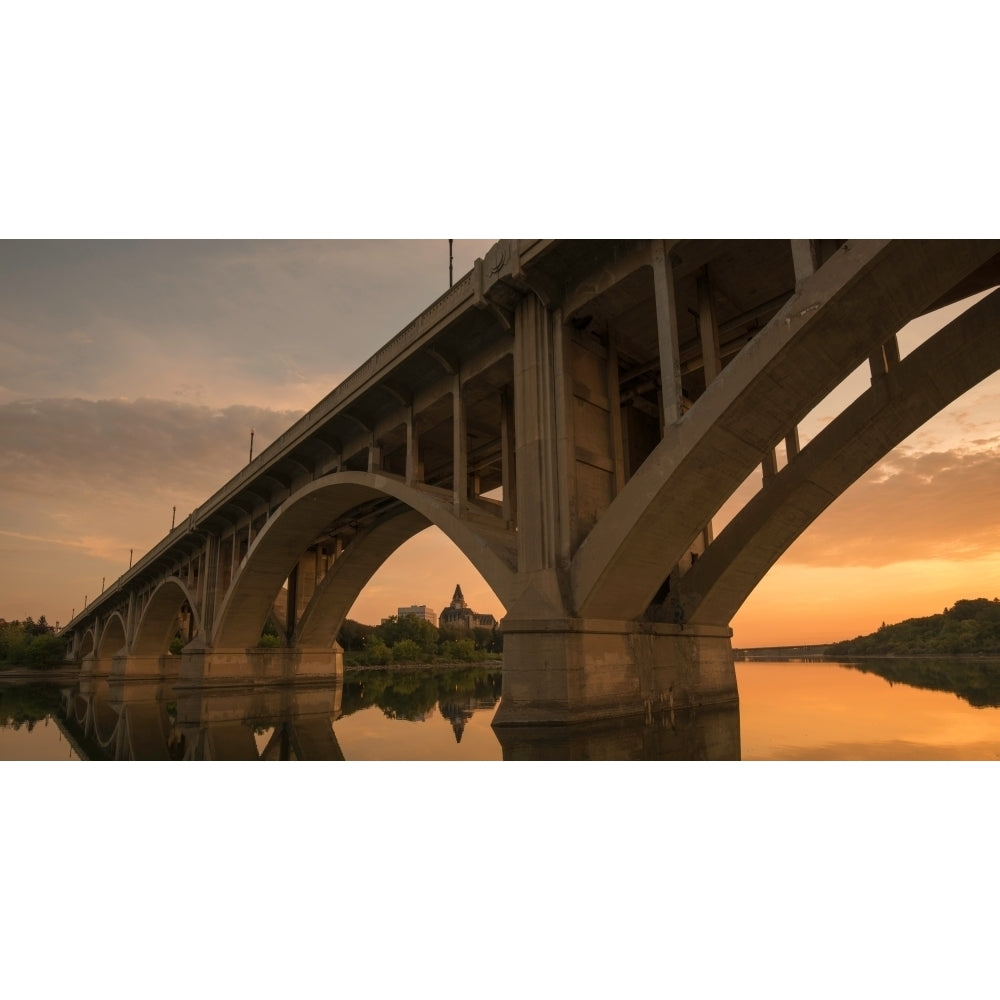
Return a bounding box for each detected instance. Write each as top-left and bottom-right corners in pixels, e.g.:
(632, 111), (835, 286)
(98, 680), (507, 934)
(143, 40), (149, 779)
(58, 240), (1000, 724)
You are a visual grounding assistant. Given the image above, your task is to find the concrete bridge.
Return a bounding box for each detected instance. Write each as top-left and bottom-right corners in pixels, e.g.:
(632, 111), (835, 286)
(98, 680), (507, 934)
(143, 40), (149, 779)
(53, 674), (739, 760)
(57, 677), (345, 760)
(59, 239), (1000, 725)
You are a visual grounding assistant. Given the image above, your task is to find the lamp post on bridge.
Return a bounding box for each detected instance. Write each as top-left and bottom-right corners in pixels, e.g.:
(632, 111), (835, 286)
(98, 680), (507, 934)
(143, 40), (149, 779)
(250, 427), (255, 463)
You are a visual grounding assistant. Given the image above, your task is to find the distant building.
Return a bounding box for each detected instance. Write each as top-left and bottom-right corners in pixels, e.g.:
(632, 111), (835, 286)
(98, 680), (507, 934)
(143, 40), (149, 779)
(439, 584), (497, 631)
(397, 604), (438, 627)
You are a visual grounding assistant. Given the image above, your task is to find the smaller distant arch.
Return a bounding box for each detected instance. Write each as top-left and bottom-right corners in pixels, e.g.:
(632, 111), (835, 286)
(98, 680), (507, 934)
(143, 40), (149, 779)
(80, 629), (96, 659)
(97, 614), (127, 659)
(133, 577), (201, 656)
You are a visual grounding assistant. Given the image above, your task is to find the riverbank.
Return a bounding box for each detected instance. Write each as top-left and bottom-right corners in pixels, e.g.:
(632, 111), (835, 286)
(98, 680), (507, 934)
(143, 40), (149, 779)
(827, 653), (1000, 662)
(0, 659), (504, 683)
(0, 667), (80, 683)
(344, 658), (502, 672)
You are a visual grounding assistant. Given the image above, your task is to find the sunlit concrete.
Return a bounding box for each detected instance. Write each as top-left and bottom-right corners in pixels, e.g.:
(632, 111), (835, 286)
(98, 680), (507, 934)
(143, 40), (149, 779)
(59, 239), (1000, 725)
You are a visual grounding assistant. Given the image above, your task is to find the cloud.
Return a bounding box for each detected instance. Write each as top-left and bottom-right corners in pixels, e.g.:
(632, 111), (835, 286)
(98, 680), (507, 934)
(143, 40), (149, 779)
(782, 443), (1000, 568)
(0, 241), (496, 410)
(0, 528), (123, 562)
(0, 396), (302, 500)
(0, 397), (304, 570)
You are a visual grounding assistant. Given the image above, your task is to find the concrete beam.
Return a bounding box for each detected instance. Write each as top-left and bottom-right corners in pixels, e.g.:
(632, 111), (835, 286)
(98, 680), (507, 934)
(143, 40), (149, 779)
(571, 239), (1000, 622)
(678, 286), (1000, 625)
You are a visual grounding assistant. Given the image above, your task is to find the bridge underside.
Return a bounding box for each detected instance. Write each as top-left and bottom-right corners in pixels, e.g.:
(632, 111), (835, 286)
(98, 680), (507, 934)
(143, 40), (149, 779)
(61, 238), (1000, 728)
(494, 239), (1000, 724)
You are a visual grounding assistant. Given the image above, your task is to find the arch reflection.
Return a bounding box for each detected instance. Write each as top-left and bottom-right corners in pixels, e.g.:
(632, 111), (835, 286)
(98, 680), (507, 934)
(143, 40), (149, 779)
(51, 659), (741, 759)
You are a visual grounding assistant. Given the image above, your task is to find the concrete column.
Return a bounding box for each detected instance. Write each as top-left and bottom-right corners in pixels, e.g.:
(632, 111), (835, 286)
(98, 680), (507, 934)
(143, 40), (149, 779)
(368, 436), (383, 473)
(405, 408), (421, 486)
(500, 388), (516, 524)
(791, 239), (819, 290)
(126, 591), (137, 646)
(607, 331), (626, 496)
(697, 270), (722, 386)
(552, 309), (574, 564)
(200, 532), (220, 640)
(229, 531), (237, 590)
(884, 334), (901, 369)
(512, 294), (560, 573)
(651, 240), (683, 426)
(452, 376), (467, 515)
(785, 426), (800, 461)
(295, 552), (319, 628)
(762, 447), (778, 482)
(285, 565), (299, 643)
(870, 334), (902, 378)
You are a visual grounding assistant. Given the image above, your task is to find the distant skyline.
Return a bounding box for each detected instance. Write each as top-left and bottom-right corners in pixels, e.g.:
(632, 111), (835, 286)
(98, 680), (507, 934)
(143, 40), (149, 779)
(1, 241), (998, 646)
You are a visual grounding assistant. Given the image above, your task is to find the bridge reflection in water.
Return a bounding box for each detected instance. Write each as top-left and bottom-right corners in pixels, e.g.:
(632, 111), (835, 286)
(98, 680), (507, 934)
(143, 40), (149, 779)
(55, 660), (740, 760)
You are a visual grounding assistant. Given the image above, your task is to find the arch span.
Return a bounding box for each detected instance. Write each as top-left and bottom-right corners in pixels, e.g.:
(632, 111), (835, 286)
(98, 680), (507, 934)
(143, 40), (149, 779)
(133, 577), (201, 656)
(97, 613), (127, 659)
(294, 508), (431, 649)
(570, 240), (1000, 622)
(677, 286), (1000, 626)
(212, 471), (518, 651)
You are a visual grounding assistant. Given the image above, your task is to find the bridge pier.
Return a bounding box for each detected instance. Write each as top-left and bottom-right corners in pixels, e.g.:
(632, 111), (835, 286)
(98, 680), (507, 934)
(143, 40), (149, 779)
(493, 618), (738, 725)
(493, 702), (741, 759)
(110, 652), (177, 681)
(81, 652), (115, 679)
(176, 642), (344, 687)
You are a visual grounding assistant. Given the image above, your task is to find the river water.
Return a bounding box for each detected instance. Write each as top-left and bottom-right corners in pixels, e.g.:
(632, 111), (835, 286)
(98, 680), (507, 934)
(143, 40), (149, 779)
(4, 656), (1000, 760)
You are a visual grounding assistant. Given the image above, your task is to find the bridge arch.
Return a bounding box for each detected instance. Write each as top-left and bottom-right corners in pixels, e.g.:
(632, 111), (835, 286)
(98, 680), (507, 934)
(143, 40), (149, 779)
(211, 471), (518, 651)
(570, 240), (998, 622)
(677, 286), (1000, 626)
(89, 685), (120, 749)
(97, 613), (127, 659)
(79, 628), (95, 659)
(294, 507), (430, 649)
(133, 577), (201, 656)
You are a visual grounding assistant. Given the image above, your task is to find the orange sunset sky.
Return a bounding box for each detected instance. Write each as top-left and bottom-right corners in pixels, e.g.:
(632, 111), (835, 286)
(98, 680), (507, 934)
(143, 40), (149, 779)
(1, 240), (997, 647)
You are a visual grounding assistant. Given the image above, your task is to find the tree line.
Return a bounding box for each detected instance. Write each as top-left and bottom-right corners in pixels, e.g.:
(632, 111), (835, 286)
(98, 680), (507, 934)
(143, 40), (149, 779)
(0, 616), (64, 669)
(827, 598), (1000, 657)
(337, 614), (502, 666)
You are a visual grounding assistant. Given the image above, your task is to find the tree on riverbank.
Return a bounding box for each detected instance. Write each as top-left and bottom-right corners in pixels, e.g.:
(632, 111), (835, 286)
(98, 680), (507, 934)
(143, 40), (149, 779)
(0, 683), (64, 728)
(0, 616), (64, 669)
(827, 598), (1000, 657)
(339, 614), (501, 666)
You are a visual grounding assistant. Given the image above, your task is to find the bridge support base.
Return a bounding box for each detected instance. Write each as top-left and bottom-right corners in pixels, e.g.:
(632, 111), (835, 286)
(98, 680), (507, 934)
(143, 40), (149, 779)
(493, 620), (738, 726)
(110, 653), (177, 681)
(492, 703), (741, 759)
(81, 653), (112, 679)
(176, 643), (344, 687)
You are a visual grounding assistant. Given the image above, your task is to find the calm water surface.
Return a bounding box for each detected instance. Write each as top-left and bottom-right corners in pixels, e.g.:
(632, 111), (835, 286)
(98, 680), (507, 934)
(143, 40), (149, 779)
(3, 658), (1000, 760)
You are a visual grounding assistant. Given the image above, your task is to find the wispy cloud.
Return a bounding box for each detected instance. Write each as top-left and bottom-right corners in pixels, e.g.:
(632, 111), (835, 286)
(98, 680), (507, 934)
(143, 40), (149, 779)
(783, 444), (1000, 568)
(0, 396), (302, 498)
(0, 528), (122, 561)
